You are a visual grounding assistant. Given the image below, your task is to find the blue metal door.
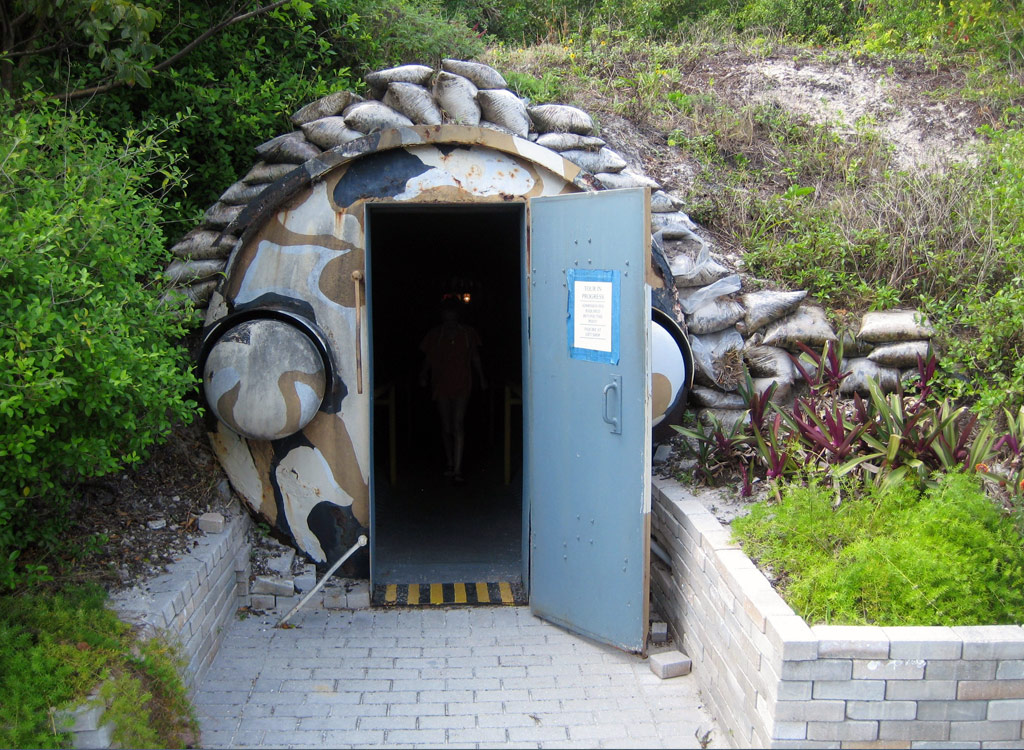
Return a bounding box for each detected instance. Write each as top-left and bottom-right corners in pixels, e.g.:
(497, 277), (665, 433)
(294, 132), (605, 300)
(526, 189), (651, 652)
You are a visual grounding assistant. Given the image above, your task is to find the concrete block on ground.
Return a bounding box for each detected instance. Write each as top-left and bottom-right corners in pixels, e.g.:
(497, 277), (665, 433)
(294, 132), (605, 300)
(252, 575), (293, 597)
(250, 594), (276, 610)
(649, 650), (692, 679)
(347, 589), (370, 609)
(323, 591), (346, 609)
(198, 512), (225, 534)
(55, 701), (105, 733)
(70, 723), (114, 750)
(650, 621), (669, 644)
(266, 549), (295, 576)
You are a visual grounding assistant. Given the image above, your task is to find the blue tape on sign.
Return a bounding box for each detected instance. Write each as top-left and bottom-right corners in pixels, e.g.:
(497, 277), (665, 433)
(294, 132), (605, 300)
(567, 268), (620, 365)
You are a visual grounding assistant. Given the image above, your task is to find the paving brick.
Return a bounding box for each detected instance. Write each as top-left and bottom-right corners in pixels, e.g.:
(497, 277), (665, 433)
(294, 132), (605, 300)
(953, 626), (1024, 660)
(813, 625), (890, 659)
(198, 512), (225, 533)
(908, 743), (979, 750)
(806, 720), (879, 742)
(987, 699), (1024, 720)
(886, 680), (958, 701)
(507, 726), (570, 742)
(853, 658), (926, 680)
(813, 679), (885, 701)
(996, 660), (1024, 679)
(884, 627), (963, 661)
(949, 721), (1021, 741)
(957, 680), (1024, 700)
(780, 659), (853, 681)
(878, 721), (951, 741)
(847, 700), (917, 721)
(649, 650), (692, 679)
(916, 700), (988, 722)
(261, 729), (324, 746)
(926, 660), (997, 681)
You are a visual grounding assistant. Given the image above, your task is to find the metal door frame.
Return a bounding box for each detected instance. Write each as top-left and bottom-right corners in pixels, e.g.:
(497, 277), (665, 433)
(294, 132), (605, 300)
(365, 202), (530, 589)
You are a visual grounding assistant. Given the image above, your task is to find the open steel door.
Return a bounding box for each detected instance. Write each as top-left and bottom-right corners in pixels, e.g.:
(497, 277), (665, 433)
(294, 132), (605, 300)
(526, 188), (652, 652)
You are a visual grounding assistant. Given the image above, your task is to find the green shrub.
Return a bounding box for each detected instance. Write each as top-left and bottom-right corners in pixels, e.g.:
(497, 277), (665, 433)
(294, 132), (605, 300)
(0, 101), (197, 590)
(733, 473), (1024, 625)
(0, 585), (195, 748)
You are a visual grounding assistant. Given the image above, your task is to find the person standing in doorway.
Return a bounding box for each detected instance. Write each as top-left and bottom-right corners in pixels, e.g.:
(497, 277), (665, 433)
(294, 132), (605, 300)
(419, 301), (487, 483)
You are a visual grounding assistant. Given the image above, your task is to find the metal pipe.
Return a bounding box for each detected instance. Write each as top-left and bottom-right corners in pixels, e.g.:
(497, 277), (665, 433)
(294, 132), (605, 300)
(276, 535), (368, 627)
(650, 537), (671, 568)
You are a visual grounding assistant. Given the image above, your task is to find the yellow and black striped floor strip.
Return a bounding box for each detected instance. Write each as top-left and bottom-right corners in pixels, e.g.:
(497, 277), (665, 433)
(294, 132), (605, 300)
(373, 581), (526, 606)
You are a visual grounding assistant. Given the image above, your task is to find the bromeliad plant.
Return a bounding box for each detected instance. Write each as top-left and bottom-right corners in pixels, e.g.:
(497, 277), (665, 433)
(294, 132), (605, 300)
(675, 341), (1020, 501)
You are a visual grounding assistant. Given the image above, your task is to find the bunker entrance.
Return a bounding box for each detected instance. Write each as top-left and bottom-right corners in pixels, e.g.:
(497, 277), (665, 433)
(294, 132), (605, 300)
(367, 204), (525, 593)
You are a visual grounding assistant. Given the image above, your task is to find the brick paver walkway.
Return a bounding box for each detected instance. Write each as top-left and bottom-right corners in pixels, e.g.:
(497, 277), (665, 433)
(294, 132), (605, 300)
(194, 606), (720, 748)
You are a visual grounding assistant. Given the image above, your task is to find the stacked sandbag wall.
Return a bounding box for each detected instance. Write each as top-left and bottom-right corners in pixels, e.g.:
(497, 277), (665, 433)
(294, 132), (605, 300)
(165, 59), (936, 434)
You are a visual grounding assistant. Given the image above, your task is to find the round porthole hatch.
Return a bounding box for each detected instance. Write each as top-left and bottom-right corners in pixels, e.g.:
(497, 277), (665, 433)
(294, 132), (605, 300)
(651, 308), (693, 442)
(203, 317), (328, 441)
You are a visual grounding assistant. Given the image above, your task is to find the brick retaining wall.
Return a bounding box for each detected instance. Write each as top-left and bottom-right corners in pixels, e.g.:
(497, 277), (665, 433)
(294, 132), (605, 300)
(650, 476), (1024, 749)
(110, 507), (252, 688)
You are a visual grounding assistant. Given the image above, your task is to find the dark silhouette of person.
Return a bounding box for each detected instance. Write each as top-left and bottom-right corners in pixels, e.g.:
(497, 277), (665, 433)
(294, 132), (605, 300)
(419, 301), (487, 483)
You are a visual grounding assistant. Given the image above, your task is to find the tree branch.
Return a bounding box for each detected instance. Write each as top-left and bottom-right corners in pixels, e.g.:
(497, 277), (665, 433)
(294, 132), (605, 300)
(59, 0), (293, 102)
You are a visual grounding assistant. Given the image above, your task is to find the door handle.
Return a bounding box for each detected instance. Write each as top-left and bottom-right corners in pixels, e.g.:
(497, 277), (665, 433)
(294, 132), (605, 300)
(602, 375), (622, 434)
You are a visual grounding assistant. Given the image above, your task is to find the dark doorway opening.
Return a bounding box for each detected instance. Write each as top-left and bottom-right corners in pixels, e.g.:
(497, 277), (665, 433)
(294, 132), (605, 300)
(368, 204), (524, 586)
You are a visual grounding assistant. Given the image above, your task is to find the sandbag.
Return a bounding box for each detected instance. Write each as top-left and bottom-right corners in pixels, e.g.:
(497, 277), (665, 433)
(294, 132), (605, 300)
(858, 309), (934, 343)
(242, 161), (297, 185)
(218, 180), (267, 206)
(476, 90), (530, 137)
(867, 340), (931, 368)
(365, 64), (433, 97)
(535, 132), (605, 151)
(528, 104), (595, 135)
(343, 101), (414, 133)
(560, 147), (627, 174)
(677, 274), (742, 315)
(650, 190), (682, 213)
(432, 72), (481, 125)
(442, 59), (507, 89)
(479, 120), (520, 136)
(743, 345), (795, 382)
(254, 131), (321, 164)
(202, 202), (245, 230)
(840, 330), (874, 357)
(689, 386), (746, 409)
(651, 211), (698, 236)
(839, 358), (900, 395)
(384, 82), (442, 125)
(698, 408), (749, 434)
(686, 299), (745, 335)
(690, 327), (745, 391)
(740, 290), (807, 334)
(753, 376), (794, 404)
(290, 91), (356, 126)
(164, 259), (224, 285)
(300, 116), (364, 149)
(762, 305), (836, 351)
(595, 169), (660, 189)
(669, 244), (729, 288)
(170, 230), (236, 260)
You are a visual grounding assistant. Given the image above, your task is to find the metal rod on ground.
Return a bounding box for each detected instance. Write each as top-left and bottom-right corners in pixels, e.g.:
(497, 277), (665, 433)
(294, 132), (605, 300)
(276, 535), (368, 627)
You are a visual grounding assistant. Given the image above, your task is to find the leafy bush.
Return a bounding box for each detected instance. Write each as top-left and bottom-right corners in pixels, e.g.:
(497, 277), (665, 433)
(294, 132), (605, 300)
(732, 472), (1024, 625)
(0, 101), (197, 590)
(0, 585), (195, 748)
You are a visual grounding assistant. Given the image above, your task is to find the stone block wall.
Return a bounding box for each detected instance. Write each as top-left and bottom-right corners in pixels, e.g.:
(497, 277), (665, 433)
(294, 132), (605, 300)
(110, 508), (252, 689)
(650, 477), (1024, 749)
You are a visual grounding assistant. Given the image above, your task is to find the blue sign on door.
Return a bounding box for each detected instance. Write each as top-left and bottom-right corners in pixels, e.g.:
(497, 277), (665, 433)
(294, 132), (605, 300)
(567, 268), (620, 365)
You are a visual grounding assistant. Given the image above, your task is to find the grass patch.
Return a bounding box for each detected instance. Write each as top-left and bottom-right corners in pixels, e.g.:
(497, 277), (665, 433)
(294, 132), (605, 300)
(0, 585), (196, 749)
(732, 472), (1024, 625)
